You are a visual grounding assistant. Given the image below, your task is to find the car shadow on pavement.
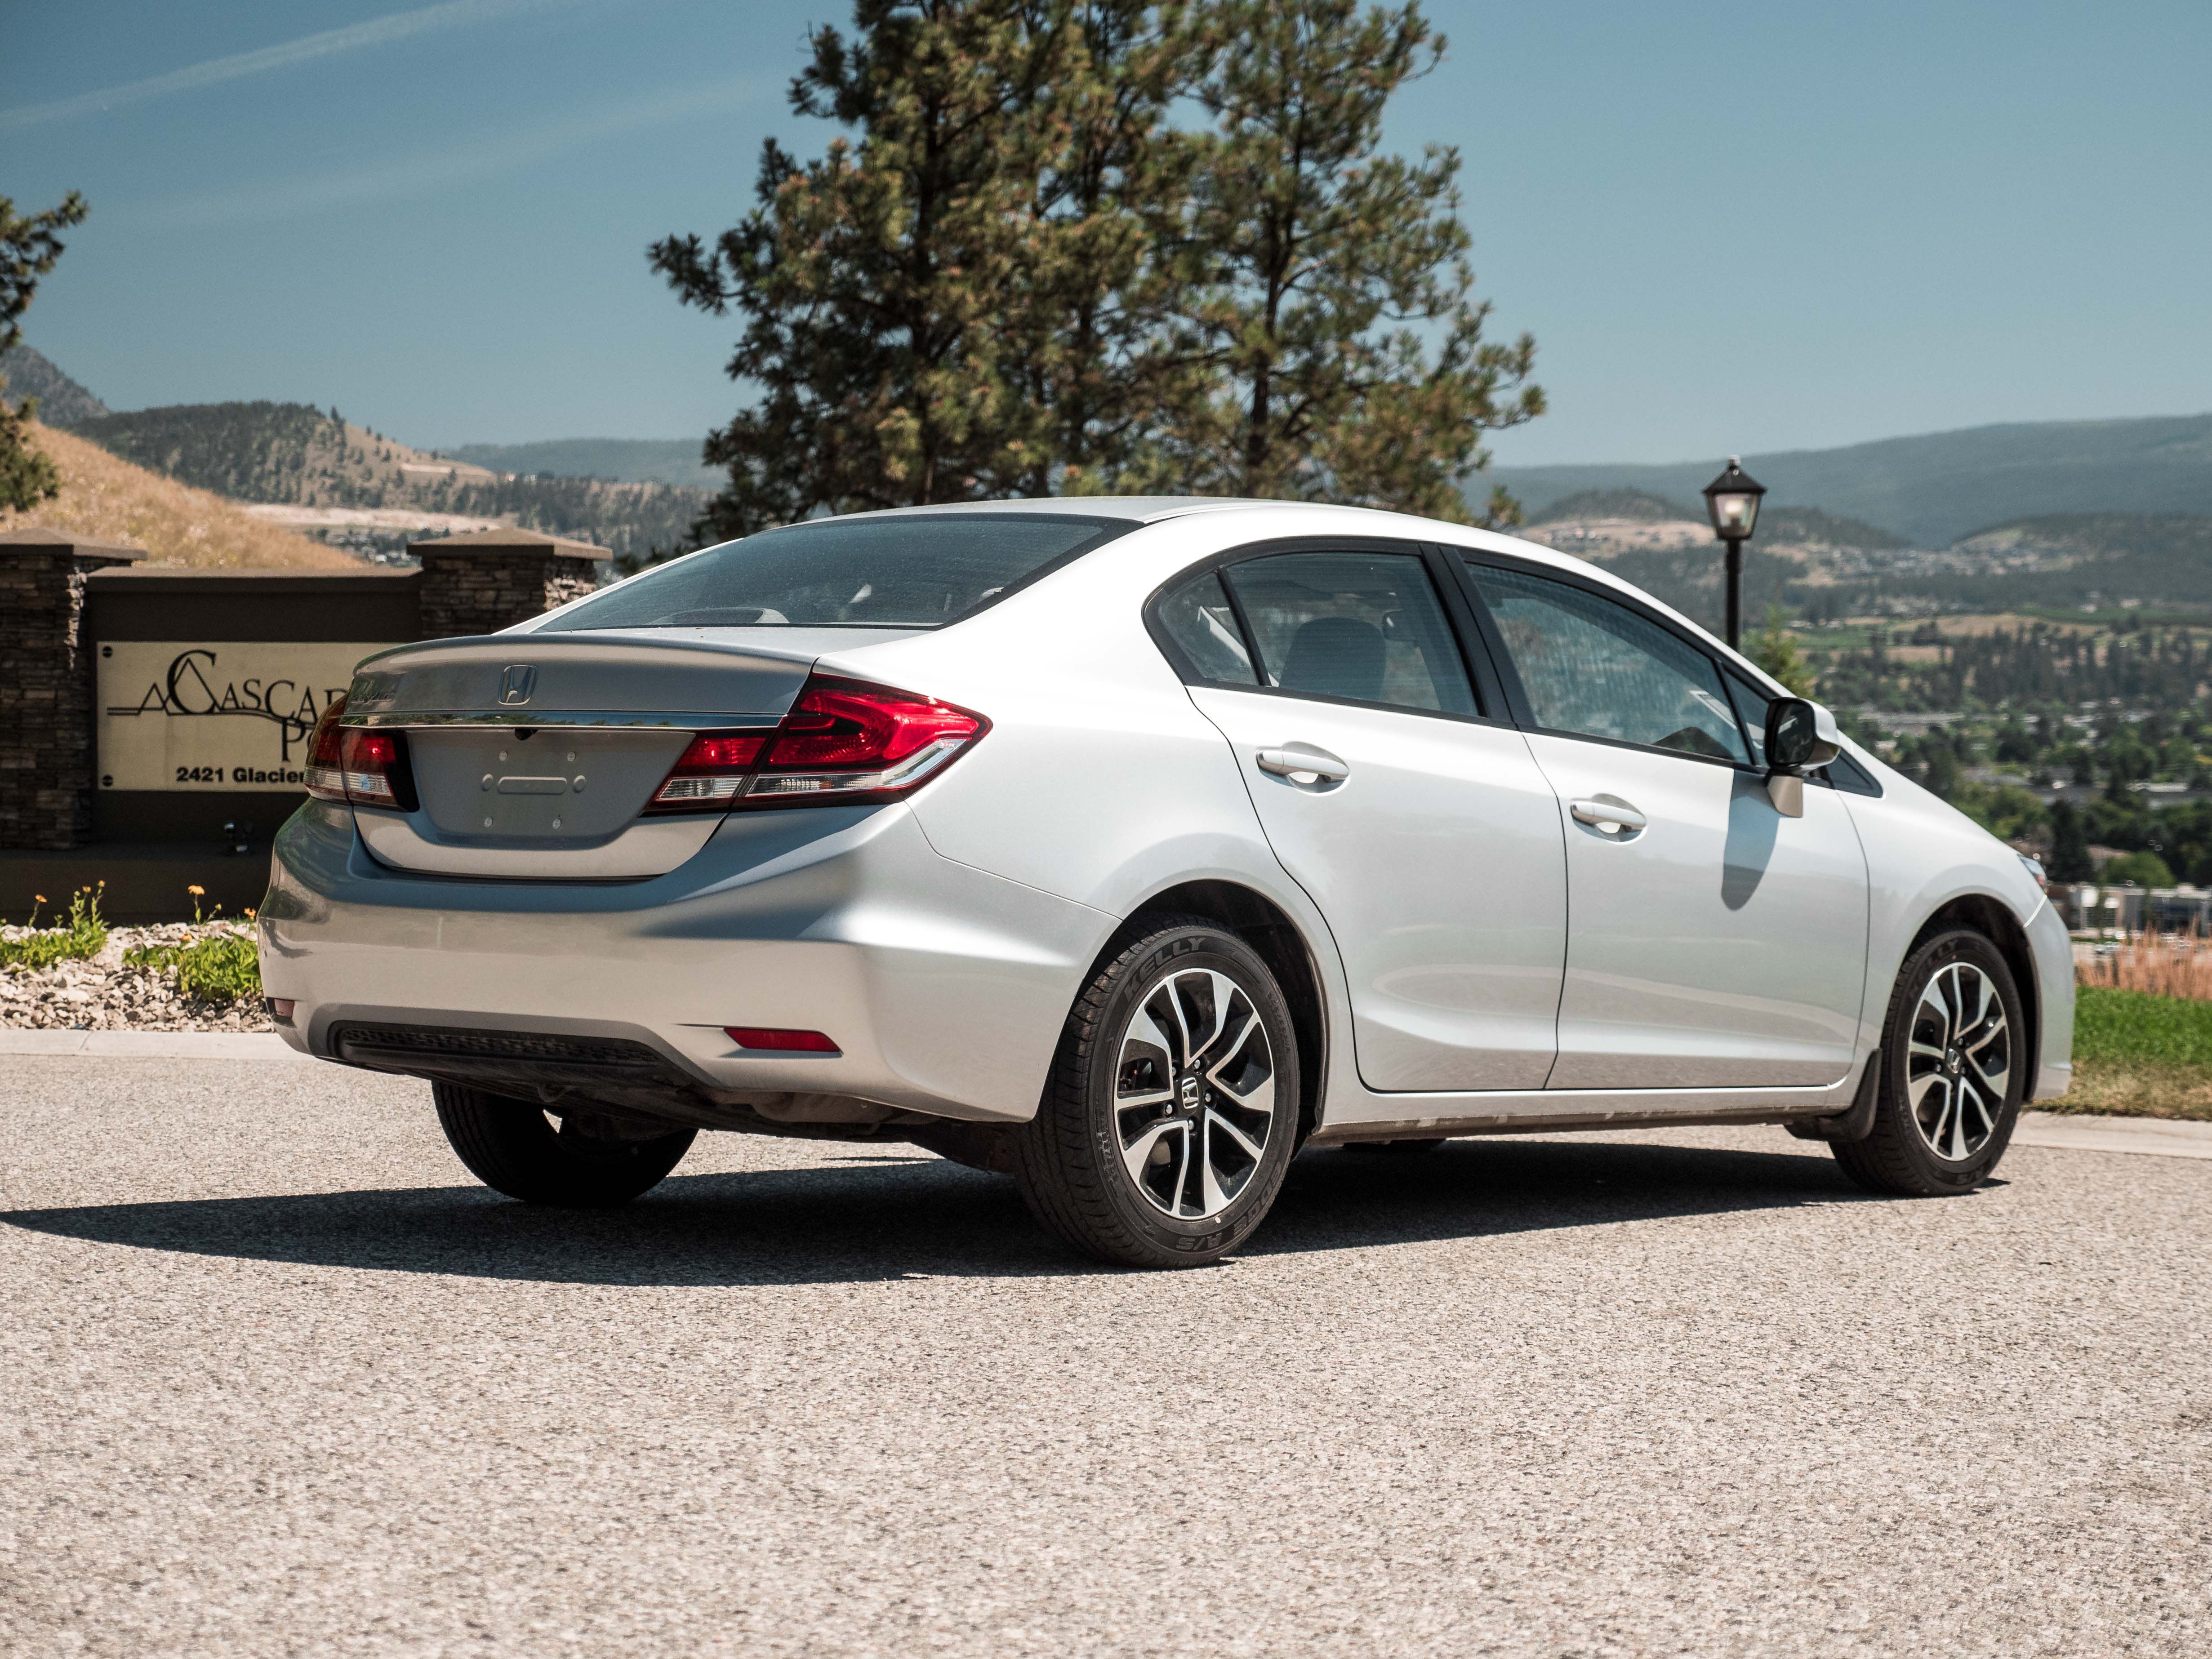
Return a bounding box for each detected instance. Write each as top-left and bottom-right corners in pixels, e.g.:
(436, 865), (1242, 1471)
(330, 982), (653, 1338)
(0, 1136), (1866, 1286)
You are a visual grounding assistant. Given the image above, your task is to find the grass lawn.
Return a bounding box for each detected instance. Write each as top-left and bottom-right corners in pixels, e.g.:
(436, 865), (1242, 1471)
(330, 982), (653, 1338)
(2044, 987), (2212, 1121)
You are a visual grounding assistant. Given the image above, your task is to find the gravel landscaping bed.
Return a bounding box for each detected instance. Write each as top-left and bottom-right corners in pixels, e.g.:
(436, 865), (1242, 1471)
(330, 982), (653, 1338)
(0, 922), (271, 1032)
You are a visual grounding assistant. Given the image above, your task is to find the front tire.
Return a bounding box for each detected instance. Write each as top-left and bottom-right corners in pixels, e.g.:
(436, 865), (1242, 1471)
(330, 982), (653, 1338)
(433, 1083), (696, 1206)
(1832, 929), (2025, 1196)
(1012, 917), (1300, 1268)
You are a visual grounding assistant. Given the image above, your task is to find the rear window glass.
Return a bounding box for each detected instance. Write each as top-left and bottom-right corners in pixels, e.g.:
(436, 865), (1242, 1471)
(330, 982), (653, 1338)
(1153, 571), (1259, 684)
(541, 513), (1136, 632)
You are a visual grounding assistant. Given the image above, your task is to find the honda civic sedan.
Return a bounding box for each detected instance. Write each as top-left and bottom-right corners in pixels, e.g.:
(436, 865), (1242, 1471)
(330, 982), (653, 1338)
(260, 498), (2073, 1267)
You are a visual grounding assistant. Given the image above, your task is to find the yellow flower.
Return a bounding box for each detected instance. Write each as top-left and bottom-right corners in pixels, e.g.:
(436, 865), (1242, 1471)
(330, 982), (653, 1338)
(33, 895), (45, 904)
(187, 885), (205, 896)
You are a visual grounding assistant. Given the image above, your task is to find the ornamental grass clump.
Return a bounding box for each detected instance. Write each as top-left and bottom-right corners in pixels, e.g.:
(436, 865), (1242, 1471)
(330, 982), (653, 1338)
(0, 884), (109, 969)
(2075, 931), (2212, 1001)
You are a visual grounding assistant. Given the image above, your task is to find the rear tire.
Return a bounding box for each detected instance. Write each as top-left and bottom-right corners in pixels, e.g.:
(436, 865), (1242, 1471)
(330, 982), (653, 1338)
(433, 1082), (696, 1206)
(1832, 929), (2024, 1197)
(1012, 916), (1300, 1268)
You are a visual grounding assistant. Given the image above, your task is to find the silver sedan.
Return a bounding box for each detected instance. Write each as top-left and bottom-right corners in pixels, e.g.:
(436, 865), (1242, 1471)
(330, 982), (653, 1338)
(260, 498), (2074, 1267)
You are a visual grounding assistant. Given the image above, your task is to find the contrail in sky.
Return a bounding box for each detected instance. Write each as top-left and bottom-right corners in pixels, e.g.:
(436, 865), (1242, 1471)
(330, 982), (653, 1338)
(0, 0), (593, 133)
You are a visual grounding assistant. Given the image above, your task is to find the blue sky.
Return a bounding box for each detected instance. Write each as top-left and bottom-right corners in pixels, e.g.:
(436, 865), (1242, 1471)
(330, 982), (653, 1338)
(6, 0), (2208, 467)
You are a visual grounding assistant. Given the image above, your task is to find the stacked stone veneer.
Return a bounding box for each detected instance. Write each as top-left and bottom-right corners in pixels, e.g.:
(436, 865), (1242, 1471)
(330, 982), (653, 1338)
(0, 530), (145, 849)
(411, 528), (611, 639)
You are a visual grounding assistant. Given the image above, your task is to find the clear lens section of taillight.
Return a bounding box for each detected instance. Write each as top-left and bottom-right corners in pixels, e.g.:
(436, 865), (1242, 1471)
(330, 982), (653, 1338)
(646, 733), (769, 813)
(303, 696), (349, 801)
(304, 695), (416, 810)
(339, 729), (414, 809)
(645, 676), (987, 817)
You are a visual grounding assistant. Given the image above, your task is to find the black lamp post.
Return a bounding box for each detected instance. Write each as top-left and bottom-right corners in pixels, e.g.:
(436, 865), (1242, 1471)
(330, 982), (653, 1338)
(1701, 455), (1767, 649)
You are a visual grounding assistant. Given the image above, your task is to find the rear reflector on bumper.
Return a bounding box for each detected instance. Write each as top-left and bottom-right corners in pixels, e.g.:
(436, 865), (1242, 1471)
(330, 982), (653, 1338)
(725, 1027), (839, 1053)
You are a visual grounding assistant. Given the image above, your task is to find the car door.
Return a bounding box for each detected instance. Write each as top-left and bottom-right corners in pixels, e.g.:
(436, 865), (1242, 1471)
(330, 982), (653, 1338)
(1455, 556), (1869, 1090)
(1153, 544), (1567, 1092)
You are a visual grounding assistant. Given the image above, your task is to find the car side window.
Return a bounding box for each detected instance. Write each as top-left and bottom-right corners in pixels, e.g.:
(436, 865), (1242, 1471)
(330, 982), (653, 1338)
(1220, 552), (1478, 716)
(1462, 560), (1749, 764)
(1153, 570), (1259, 685)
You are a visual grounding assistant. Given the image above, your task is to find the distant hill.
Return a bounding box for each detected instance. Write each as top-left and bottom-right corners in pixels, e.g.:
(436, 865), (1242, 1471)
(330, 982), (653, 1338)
(0, 420), (353, 569)
(1486, 412), (2212, 547)
(1758, 506), (1909, 552)
(71, 401), (498, 504)
(445, 437), (721, 489)
(1528, 488), (1696, 525)
(70, 401), (712, 561)
(0, 345), (110, 428)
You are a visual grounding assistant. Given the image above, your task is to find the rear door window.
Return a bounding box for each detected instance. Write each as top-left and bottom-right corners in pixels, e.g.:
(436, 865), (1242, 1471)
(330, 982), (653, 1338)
(1219, 552), (1478, 716)
(542, 513), (1136, 632)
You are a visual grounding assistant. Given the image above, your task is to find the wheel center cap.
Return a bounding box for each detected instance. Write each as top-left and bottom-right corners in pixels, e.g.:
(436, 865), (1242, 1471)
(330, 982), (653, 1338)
(1946, 1049), (1962, 1073)
(1178, 1074), (1202, 1113)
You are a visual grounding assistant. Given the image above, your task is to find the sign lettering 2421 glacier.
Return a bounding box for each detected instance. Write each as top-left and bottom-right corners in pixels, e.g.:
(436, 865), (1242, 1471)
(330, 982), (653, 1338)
(96, 641), (400, 792)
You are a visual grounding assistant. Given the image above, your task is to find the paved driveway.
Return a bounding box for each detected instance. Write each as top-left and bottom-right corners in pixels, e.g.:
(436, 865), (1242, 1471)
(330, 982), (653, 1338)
(3, 1056), (2207, 1657)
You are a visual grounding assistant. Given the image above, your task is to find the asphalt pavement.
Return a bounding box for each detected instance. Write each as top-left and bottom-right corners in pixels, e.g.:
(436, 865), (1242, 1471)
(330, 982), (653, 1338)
(3, 1055), (2208, 1658)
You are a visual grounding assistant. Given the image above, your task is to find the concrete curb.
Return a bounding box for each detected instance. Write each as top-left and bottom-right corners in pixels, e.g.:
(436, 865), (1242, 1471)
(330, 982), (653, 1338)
(2013, 1110), (2212, 1161)
(0, 1030), (314, 1061)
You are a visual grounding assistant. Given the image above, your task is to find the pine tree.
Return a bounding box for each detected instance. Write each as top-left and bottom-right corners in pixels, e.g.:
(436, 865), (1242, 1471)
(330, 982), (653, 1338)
(1161, 0), (1540, 521)
(1013, 0), (1212, 496)
(0, 190), (89, 512)
(2048, 799), (2093, 884)
(1750, 606), (1817, 696)
(650, 1), (1061, 538)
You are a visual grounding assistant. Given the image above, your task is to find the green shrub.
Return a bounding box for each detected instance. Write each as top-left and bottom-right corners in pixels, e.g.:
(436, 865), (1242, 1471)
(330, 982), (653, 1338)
(124, 930), (262, 1005)
(0, 885), (110, 970)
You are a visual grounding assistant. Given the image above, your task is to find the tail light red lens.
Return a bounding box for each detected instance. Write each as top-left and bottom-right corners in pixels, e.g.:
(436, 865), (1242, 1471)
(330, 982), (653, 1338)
(303, 694), (417, 810)
(339, 729), (416, 809)
(303, 697), (350, 801)
(647, 733), (769, 812)
(647, 675), (988, 815)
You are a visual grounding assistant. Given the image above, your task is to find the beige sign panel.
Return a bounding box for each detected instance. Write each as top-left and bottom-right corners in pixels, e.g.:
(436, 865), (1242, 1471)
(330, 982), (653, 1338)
(97, 641), (398, 792)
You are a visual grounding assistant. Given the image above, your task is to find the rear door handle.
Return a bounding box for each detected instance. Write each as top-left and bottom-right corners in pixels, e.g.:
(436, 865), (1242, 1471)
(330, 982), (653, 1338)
(1256, 746), (1350, 783)
(1570, 797), (1647, 834)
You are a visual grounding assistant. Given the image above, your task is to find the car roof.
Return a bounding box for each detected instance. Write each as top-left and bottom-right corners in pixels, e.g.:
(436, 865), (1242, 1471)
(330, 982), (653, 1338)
(813, 496), (1276, 525)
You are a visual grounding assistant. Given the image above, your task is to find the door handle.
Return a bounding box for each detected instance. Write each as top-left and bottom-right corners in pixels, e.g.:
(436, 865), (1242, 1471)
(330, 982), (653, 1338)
(1255, 746), (1350, 783)
(1570, 797), (1647, 834)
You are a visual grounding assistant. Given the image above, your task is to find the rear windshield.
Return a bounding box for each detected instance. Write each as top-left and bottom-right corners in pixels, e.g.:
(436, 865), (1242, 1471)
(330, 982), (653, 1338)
(540, 512), (1137, 632)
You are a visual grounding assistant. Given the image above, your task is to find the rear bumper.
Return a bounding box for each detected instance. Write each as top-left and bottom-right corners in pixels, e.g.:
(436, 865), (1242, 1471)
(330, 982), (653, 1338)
(259, 799), (1114, 1123)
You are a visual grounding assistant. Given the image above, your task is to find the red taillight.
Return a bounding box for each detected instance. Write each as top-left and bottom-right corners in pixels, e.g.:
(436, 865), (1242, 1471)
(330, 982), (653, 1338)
(303, 693), (416, 810)
(647, 675), (987, 815)
(646, 732), (770, 812)
(303, 696), (350, 801)
(726, 1027), (839, 1053)
(339, 729), (413, 808)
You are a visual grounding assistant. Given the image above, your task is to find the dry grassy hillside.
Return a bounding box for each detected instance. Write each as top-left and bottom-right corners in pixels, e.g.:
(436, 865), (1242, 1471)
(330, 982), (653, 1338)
(0, 421), (354, 568)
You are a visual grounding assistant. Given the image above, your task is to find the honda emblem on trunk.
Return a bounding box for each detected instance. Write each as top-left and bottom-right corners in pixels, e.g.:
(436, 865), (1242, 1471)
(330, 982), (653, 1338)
(498, 665), (537, 706)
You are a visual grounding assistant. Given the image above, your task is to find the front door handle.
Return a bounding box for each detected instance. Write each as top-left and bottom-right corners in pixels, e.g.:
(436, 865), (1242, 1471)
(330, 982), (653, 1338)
(1570, 796), (1647, 835)
(1256, 746), (1350, 783)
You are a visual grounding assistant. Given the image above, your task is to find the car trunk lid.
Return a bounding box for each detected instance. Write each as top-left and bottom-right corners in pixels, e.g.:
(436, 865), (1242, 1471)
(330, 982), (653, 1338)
(343, 634), (816, 878)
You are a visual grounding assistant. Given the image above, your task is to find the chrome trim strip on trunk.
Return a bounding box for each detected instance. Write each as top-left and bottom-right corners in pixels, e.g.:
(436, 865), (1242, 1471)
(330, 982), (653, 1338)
(342, 710), (783, 729)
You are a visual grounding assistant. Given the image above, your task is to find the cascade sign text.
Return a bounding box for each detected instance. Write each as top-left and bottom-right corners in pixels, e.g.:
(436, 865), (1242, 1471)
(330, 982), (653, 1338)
(97, 642), (398, 792)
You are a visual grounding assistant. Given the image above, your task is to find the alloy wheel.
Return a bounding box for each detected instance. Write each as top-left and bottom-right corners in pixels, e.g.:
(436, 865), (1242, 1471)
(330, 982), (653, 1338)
(1112, 967), (1279, 1220)
(1905, 961), (2012, 1161)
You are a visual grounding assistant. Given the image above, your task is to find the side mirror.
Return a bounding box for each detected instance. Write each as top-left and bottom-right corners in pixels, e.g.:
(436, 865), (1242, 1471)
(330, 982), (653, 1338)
(1763, 698), (1843, 818)
(1764, 698), (1843, 771)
